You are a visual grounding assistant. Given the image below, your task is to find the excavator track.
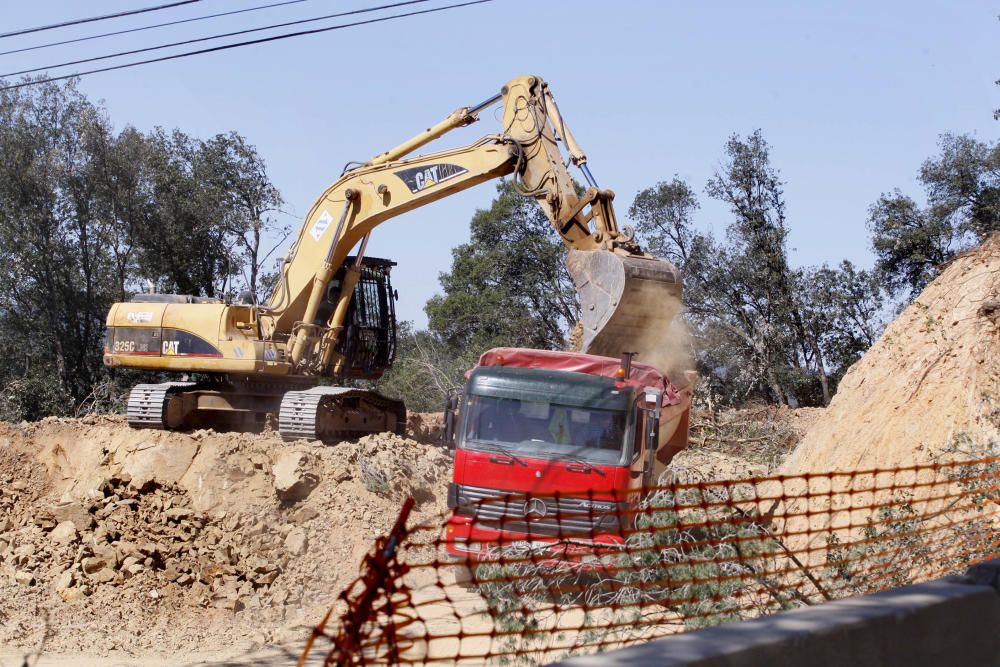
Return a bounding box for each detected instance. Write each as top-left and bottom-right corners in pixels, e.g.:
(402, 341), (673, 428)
(126, 382), (198, 429)
(278, 386), (406, 441)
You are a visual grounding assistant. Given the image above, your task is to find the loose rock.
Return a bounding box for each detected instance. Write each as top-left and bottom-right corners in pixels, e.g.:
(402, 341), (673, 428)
(49, 520), (78, 545)
(271, 451), (319, 503)
(284, 527), (308, 556)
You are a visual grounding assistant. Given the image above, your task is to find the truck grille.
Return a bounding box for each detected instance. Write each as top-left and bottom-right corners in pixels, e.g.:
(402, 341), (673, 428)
(449, 483), (629, 538)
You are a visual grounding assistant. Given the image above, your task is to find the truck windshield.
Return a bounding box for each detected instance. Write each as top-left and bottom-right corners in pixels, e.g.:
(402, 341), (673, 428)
(460, 395), (629, 465)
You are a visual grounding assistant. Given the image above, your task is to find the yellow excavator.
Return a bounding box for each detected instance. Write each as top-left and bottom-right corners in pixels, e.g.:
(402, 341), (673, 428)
(103, 75), (682, 440)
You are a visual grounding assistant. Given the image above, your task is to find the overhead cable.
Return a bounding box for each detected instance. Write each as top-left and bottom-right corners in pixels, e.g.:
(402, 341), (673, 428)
(5, 0), (434, 78)
(0, 0), (203, 40)
(0, 0), (495, 91)
(0, 0), (324, 58)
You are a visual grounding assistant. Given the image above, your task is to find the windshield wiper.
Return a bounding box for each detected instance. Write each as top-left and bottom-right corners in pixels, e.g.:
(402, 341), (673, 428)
(561, 455), (606, 476)
(478, 443), (528, 467)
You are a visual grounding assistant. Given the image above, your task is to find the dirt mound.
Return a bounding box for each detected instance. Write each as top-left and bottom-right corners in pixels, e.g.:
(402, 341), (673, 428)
(782, 236), (1000, 475)
(0, 416), (452, 659)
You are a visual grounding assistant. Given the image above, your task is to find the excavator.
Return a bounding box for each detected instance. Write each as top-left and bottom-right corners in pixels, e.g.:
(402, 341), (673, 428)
(103, 75), (683, 440)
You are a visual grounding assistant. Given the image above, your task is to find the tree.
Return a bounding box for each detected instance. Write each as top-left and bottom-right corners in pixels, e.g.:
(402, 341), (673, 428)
(137, 129), (237, 297)
(88, 125), (157, 301)
(199, 132), (287, 303)
(869, 133), (999, 299)
(704, 131), (814, 405)
(425, 181), (579, 353)
(375, 322), (466, 412)
(920, 133), (1000, 241)
(0, 78), (116, 402)
(0, 77), (283, 418)
(629, 132), (882, 407)
(867, 191), (952, 298)
(628, 177), (700, 267)
(795, 262), (885, 385)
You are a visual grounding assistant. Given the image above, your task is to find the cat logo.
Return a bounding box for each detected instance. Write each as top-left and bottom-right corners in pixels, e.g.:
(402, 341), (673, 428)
(162, 340), (179, 355)
(394, 163), (468, 194)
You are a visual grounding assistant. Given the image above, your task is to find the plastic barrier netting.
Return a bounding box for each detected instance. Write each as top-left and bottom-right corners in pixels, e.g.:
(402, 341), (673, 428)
(299, 457), (1000, 666)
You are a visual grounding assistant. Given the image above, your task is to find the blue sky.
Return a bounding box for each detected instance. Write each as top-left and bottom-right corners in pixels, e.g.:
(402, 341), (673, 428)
(2, 0), (998, 326)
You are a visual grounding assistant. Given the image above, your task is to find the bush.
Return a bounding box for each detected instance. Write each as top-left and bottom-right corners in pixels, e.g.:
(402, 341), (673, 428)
(0, 372), (74, 422)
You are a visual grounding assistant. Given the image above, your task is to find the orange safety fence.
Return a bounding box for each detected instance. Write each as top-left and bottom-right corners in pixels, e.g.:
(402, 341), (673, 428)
(299, 457), (1000, 666)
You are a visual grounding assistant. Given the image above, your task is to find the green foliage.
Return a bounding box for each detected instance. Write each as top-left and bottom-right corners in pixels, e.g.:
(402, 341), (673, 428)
(630, 131), (884, 408)
(425, 181), (579, 353)
(628, 177), (700, 267)
(795, 261), (885, 383)
(375, 322), (468, 413)
(135, 128), (285, 299)
(823, 454), (1000, 597)
(868, 133), (1000, 299)
(616, 487), (785, 629)
(824, 502), (936, 595)
(0, 368), (74, 422)
(0, 77), (282, 414)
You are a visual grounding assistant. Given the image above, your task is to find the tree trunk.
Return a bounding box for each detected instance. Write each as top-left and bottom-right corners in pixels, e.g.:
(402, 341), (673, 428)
(810, 334), (832, 406)
(766, 368), (787, 406)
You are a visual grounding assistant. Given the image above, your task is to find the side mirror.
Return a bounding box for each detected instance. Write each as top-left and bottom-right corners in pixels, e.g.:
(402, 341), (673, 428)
(442, 394), (458, 450)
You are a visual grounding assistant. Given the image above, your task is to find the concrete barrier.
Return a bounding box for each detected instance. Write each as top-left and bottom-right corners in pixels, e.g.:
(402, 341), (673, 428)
(549, 560), (1000, 667)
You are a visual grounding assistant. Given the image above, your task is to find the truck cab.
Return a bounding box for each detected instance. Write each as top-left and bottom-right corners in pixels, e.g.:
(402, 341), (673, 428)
(444, 347), (693, 559)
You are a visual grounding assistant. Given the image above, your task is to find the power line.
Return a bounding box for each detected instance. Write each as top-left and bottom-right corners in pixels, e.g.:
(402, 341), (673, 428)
(0, 0), (325, 58)
(0, 0), (203, 40)
(0, 0), (494, 92)
(5, 0), (433, 78)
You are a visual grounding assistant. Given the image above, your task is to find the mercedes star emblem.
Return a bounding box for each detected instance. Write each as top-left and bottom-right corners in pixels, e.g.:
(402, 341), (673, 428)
(523, 497), (548, 519)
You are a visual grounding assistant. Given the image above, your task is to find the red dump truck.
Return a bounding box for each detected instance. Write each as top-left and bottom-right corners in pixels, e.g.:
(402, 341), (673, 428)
(443, 347), (693, 559)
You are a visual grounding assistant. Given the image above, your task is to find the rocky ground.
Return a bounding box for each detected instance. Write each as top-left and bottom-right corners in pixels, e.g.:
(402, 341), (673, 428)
(0, 413), (451, 663)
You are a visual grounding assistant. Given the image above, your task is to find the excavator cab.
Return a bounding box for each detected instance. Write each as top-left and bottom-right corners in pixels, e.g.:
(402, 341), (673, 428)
(317, 257), (398, 380)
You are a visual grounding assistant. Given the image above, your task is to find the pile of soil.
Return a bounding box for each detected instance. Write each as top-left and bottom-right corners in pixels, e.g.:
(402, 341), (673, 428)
(782, 235), (1000, 474)
(0, 415), (452, 660)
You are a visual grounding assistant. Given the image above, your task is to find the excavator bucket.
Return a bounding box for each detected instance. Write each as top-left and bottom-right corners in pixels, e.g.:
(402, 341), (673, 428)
(567, 249), (683, 360)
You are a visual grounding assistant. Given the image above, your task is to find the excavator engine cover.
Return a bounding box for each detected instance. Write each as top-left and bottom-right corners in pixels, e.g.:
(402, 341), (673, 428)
(567, 249), (682, 357)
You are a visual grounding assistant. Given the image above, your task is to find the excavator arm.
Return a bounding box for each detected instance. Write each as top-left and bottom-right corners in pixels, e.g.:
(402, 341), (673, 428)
(265, 75), (681, 375)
